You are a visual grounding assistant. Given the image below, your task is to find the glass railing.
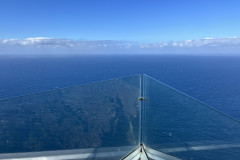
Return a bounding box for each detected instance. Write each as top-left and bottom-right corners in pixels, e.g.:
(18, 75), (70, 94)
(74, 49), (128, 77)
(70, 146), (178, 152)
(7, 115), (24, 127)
(1, 74), (240, 160)
(143, 74), (240, 160)
(0, 75), (141, 159)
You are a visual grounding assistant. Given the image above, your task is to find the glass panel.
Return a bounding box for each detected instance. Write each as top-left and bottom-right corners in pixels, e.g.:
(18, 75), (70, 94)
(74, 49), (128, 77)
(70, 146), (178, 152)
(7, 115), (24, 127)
(0, 75), (140, 154)
(143, 74), (240, 160)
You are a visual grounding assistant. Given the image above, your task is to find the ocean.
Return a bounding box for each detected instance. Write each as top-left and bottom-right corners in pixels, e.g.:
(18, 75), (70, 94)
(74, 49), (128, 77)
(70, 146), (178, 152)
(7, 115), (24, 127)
(1, 55), (240, 159)
(1, 55), (240, 120)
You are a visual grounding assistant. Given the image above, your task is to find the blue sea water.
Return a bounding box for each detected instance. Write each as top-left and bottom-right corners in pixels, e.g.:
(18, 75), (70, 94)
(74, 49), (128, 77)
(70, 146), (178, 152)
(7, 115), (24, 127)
(1, 55), (240, 159)
(1, 55), (240, 121)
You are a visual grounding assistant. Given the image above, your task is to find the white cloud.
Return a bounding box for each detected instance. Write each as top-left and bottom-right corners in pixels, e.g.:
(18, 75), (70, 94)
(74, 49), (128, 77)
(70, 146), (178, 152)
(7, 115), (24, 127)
(0, 37), (240, 55)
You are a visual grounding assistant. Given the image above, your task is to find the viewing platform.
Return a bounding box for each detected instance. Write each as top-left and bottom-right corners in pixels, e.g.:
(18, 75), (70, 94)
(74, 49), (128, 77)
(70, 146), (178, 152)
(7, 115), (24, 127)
(1, 75), (240, 160)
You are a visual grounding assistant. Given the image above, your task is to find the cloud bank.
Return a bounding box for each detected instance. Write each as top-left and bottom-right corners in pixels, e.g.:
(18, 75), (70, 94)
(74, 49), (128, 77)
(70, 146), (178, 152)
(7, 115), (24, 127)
(1, 37), (240, 56)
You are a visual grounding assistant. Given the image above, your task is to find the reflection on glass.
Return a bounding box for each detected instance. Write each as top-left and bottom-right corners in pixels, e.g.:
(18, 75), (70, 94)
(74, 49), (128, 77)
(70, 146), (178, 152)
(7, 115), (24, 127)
(0, 75), (140, 153)
(143, 75), (240, 160)
(2, 74), (240, 159)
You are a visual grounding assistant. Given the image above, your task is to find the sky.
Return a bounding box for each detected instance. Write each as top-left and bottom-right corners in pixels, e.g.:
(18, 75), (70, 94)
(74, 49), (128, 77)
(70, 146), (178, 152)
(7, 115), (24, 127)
(0, 0), (240, 55)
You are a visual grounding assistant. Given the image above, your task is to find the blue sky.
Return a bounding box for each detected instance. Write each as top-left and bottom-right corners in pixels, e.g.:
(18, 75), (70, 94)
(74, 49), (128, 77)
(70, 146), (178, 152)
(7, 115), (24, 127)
(0, 0), (240, 55)
(1, 0), (240, 41)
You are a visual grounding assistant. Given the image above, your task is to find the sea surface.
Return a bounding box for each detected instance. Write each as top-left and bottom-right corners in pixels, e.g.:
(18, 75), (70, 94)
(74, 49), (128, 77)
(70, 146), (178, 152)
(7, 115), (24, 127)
(1, 55), (240, 120)
(1, 55), (240, 159)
